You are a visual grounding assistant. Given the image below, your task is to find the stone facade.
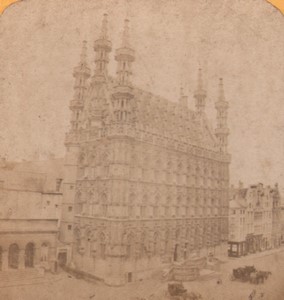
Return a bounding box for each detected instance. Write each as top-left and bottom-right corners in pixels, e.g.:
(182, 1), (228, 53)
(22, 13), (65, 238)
(59, 15), (231, 285)
(228, 183), (282, 257)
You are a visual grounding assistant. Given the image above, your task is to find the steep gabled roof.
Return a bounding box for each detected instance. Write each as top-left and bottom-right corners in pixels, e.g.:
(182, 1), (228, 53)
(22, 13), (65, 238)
(83, 76), (218, 151)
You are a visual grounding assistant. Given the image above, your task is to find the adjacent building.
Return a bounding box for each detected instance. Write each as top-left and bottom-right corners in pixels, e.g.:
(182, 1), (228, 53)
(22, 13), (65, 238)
(59, 15), (231, 285)
(280, 193), (284, 244)
(228, 182), (282, 257)
(0, 159), (63, 273)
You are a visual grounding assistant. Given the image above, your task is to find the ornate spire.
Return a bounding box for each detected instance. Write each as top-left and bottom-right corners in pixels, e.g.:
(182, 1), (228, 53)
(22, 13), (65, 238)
(67, 41), (90, 137)
(112, 18), (135, 123)
(197, 68), (204, 91)
(115, 18), (135, 86)
(80, 40), (87, 65)
(100, 13), (108, 39)
(215, 77), (229, 153)
(74, 40), (90, 74)
(218, 77), (225, 101)
(93, 13), (112, 81)
(73, 40), (91, 87)
(194, 68), (206, 113)
(122, 19), (130, 48)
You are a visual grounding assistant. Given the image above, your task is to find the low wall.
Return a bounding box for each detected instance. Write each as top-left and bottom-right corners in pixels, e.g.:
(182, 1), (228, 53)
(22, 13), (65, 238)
(62, 265), (104, 283)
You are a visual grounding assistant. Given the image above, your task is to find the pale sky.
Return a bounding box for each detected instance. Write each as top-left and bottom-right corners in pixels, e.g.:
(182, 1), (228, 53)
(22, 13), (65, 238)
(0, 0), (283, 188)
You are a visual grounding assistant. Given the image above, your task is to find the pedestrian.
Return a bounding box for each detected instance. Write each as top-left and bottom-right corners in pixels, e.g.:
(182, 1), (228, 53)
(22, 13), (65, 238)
(249, 289), (256, 300)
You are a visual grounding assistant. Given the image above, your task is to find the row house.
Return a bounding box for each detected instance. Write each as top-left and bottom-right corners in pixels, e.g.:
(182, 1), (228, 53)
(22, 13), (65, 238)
(228, 182), (281, 257)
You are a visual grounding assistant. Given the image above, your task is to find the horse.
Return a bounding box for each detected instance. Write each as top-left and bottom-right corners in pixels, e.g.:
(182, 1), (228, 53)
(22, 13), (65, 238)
(250, 271), (266, 284)
(262, 271), (272, 279)
(250, 272), (258, 284)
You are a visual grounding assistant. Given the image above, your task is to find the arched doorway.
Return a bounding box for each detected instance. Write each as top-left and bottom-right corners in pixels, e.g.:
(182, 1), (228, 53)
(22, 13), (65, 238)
(9, 243), (19, 269)
(25, 243), (35, 268)
(58, 251), (67, 267)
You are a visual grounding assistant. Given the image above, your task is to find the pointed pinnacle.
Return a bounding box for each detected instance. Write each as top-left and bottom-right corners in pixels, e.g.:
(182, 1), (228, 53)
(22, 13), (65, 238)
(197, 68), (203, 91)
(80, 40), (88, 64)
(100, 13), (108, 39)
(122, 19), (130, 48)
(219, 78), (225, 101)
(194, 68), (206, 97)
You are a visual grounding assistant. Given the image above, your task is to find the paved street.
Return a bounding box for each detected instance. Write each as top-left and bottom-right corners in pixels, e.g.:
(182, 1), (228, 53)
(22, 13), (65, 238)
(1, 248), (284, 300)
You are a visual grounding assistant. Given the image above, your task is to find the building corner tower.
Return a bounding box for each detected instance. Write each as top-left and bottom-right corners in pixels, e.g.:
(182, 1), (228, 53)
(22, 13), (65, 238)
(59, 41), (90, 258)
(215, 78), (229, 153)
(215, 78), (230, 248)
(112, 19), (135, 123)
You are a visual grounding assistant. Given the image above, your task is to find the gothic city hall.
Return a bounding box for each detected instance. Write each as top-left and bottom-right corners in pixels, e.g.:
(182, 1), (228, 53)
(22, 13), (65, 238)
(59, 15), (231, 286)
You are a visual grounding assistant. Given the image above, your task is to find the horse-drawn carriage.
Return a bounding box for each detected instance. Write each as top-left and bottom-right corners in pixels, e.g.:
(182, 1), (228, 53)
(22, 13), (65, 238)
(166, 283), (202, 300)
(231, 266), (256, 282)
(230, 265), (272, 284)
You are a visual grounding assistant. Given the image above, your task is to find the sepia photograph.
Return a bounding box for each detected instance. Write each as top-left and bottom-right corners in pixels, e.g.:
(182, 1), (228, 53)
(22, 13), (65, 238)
(0, 0), (283, 299)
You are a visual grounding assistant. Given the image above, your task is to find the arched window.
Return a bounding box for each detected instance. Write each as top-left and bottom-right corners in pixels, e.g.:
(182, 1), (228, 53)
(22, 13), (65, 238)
(25, 243), (35, 268)
(99, 233), (106, 260)
(78, 152), (85, 165)
(9, 243), (19, 269)
(176, 196), (182, 216)
(41, 243), (49, 262)
(140, 233), (147, 258)
(187, 163), (191, 174)
(85, 230), (93, 257)
(141, 195), (148, 217)
(128, 204), (135, 218)
(177, 162), (182, 173)
(129, 193), (135, 205)
(156, 158), (161, 170)
(165, 196), (171, 217)
(101, 193), (108, 217)
(164, 230), (169, 254)
(154, 195), (160, 217)
(142, 194), (148, 205)
(194, 227), (199, 249)
(204, 168), (208, 176)
(175, 229), (180, 240)
(75, 191), (82, 214)
(153, 233), (159, 256)
(126, 234), (135, 260)
(167, 160), (172, 169)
